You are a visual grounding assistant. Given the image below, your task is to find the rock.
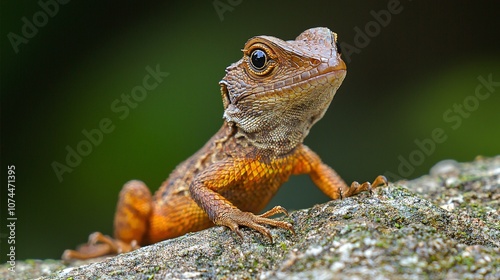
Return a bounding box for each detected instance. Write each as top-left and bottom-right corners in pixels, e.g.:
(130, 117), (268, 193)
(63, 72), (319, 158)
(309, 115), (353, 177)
(1, 156), (499, 280)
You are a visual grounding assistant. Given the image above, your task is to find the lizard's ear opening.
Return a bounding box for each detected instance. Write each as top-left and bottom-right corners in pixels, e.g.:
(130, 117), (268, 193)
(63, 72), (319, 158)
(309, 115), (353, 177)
(219, 80), (231, 109)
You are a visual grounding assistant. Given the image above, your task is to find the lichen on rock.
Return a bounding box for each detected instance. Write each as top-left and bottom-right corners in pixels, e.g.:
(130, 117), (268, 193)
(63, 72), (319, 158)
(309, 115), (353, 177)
(1, 156), (499, 279)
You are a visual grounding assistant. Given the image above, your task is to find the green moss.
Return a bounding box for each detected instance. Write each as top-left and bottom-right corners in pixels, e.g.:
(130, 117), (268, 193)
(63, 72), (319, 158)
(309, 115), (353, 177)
(376, 241), (389, 249)
(463, 256), (475, 267)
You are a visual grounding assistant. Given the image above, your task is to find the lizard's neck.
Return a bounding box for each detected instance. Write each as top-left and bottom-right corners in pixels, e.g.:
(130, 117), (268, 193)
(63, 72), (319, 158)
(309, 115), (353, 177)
(213, 121), (300, 159)
(223, 85), (335, 156)
(231, 120), (308, 156)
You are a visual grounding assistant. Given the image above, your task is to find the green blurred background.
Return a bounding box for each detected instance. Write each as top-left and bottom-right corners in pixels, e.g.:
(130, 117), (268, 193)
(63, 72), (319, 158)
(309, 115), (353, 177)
(1, 0), (499, 261)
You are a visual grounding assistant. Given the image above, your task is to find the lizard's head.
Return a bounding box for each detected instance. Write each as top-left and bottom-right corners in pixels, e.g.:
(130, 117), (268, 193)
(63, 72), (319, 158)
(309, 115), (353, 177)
(220, 27), (346, 155)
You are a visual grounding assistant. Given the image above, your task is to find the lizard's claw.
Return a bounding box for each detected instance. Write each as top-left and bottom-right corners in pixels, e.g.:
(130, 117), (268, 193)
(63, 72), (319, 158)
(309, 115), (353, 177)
(62, 232), (139, 261)
(341, 175), (388, 199)
(216, 206), (294, 243)
(371, 175), (389, 191)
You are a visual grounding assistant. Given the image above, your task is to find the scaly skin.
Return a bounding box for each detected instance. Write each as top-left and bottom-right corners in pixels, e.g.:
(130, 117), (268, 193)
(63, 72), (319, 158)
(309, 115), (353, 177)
(63, 27), (387, 260)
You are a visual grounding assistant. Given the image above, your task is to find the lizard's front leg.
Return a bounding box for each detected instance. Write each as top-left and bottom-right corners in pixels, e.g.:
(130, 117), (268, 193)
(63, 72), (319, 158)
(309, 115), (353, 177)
(189, 161), (294, 242)
(62, 180), (150, 260)
(295, 145), (388, 200)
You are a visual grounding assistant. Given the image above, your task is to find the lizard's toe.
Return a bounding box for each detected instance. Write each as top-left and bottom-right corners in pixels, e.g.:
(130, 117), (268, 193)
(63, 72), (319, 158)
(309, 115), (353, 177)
(216, 207), (294, 242)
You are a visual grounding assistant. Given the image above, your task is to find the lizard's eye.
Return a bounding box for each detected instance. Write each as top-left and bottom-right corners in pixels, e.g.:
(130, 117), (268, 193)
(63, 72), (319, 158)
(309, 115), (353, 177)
(245, 42), (277, 76)
(250, 49), (267, 70)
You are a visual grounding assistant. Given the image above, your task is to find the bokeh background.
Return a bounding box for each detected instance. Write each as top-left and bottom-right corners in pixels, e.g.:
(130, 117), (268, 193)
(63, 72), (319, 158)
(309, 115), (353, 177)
(1, 0), (499, 261)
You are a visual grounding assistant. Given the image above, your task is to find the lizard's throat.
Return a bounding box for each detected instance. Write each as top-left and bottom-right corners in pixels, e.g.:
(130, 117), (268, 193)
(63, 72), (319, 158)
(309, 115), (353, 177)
(223, 82), (341, 156)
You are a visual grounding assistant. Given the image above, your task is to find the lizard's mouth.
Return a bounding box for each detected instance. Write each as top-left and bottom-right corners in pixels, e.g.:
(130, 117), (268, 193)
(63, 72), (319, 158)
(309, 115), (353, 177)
(244, 60), (346, 100)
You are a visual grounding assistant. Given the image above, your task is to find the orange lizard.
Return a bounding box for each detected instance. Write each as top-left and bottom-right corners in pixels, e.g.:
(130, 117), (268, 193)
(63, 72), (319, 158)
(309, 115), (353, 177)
(63, 27), (387, 260)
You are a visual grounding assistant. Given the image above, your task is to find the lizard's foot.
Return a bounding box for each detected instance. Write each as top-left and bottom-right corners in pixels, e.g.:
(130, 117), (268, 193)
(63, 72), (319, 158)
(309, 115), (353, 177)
(216, 206), (294, 243)
(62, 232), (139, 261)
(341, 175), (388, 199)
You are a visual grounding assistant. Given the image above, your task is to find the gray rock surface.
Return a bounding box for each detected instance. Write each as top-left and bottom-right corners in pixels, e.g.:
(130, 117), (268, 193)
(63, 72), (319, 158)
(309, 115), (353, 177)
(1, 156), (499, 279)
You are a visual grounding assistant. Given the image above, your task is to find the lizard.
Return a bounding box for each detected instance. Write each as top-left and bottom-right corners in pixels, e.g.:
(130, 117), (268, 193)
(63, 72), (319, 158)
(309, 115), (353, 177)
(62, 27), (387, 260)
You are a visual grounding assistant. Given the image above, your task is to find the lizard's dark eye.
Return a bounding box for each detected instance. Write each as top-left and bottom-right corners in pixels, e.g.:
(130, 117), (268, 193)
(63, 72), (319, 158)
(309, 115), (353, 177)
(245, 44), (276, 76)
(250, 49), (267, 70)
